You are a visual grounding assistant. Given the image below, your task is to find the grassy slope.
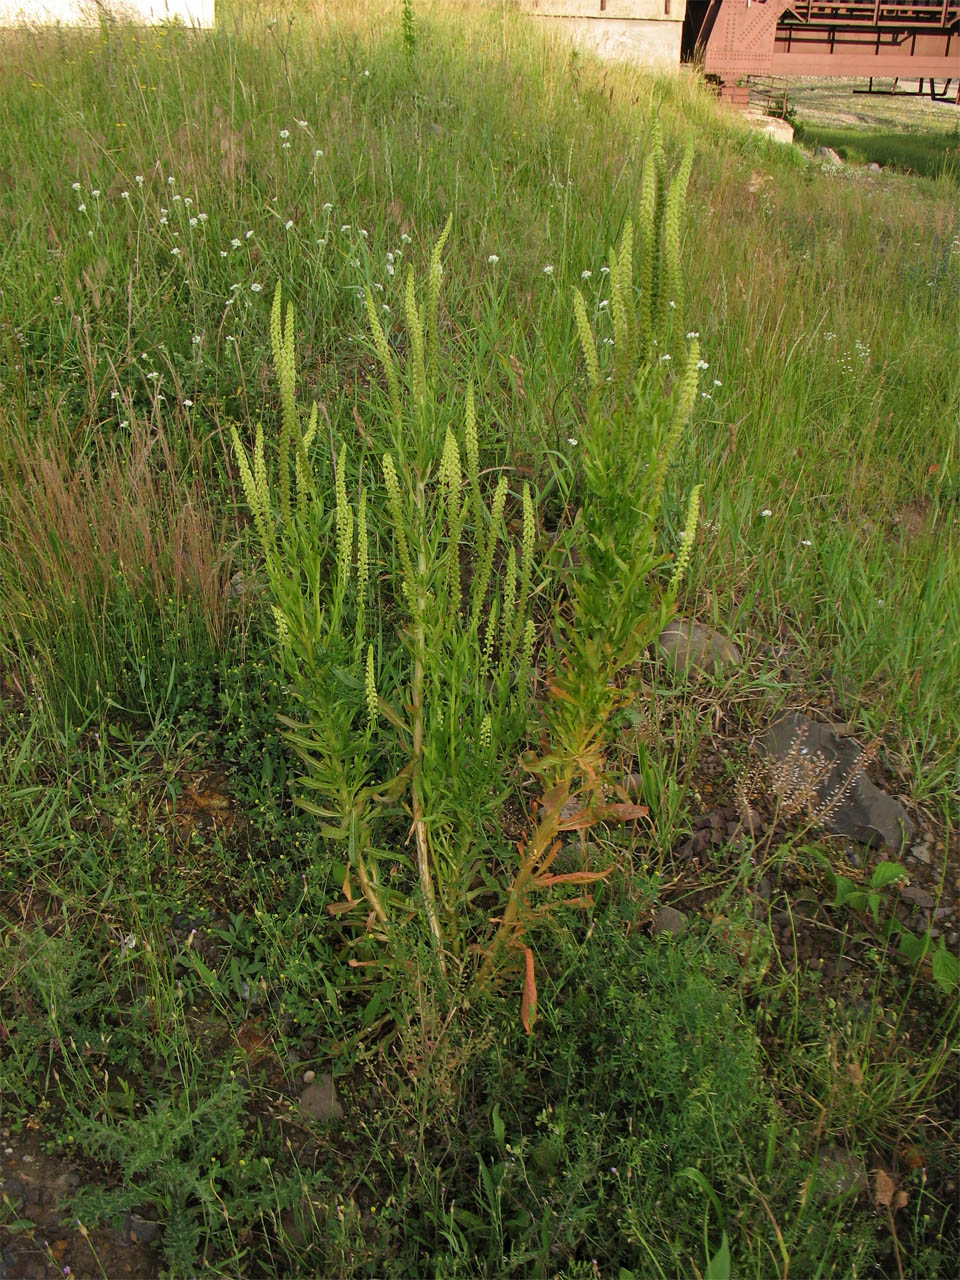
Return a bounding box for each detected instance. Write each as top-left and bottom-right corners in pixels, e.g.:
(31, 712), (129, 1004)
(1, 3), (956, 799)
(0, 5), (958, 1277)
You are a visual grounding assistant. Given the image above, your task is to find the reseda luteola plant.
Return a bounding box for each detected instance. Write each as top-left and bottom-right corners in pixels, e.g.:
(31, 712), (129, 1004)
(233, 140), (703, 1019)
(480, 142), (703, 1003)
(233, 232), (538, 966)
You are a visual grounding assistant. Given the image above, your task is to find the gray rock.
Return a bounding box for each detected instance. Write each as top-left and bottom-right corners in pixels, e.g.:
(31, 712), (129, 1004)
(900, 884), (935, 911)
(299, 1074), (343, 1124)
(0, 1176), (25, 1209)
(763, 712), (914, 851)
(816, 1146), (868, 1199)
(656, 620), (741, 676)
(815, 145), (843, 165)
(651, 905), (688, 937)
(124, 1213), (161, 1245)
(52, 1169), (80, 1200)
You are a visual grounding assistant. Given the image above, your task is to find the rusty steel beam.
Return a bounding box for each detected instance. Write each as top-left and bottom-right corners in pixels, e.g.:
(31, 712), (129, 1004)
(700, 0), (960, 93)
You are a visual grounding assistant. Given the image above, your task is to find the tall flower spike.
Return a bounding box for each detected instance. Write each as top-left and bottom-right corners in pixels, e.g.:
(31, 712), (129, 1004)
(671, 483), (702, 595)
(252, 424), (273, 559)
(277, 298), (298, 529)
(271, 606), (291, 647)
(500, 545), (517, 658)
(663, 140), (694, 333)
(427, 213), (453, 375)
(611, 221), (633, 393)
(638, 155), (658, 360)
(464, 382), (484, 545)
(269, 282), (284, 374)
(295, 401), (318, 519)
(405, 266), (426, 412)
(618, 221), (635, 372)
(573, 288), (600, 391)
(520, 616), (536, 676)
(651, 338), (701, 516)
(334, 446), (353, 599)
(441, 429), (464, 617)
(365, 643), (378, 727)
(506, 482), (536, 661)
(366, 286), (402, 424)
(382, 453), (416, 606)
(231, 424), (275, 566)
(356, 485), (369, 641)
(471, 475), (508, 627)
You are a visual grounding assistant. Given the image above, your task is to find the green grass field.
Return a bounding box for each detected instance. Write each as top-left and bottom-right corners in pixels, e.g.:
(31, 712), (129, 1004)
(0, 4), (958, 1277)
(794, 121), (960, 180)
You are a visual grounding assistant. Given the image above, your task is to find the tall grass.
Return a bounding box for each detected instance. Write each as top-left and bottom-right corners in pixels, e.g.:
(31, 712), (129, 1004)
(1, 1), (955, 795)
(0, 414), (237, 728)
(0, 5), (957, 1277)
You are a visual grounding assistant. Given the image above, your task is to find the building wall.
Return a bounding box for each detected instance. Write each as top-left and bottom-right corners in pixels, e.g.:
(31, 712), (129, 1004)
(0, 0), (214, 25)
(524, 0), (686, 71)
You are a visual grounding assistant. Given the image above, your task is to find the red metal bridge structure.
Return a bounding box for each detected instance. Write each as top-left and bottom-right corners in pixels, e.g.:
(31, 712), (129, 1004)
(697, 0), (960, 101)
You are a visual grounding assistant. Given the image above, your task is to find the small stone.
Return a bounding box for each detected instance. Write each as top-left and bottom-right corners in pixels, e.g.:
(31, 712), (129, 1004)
(816, 1147), (868, 1198)
(0, 1176), (25, 1208)
(299, 1074), (343, 1124)
(651, 905), (688, 937)
(909, 844), (932, 866)
(52, 1170), (80, 1199)
(125, 1213), (160, 1245)
(900, 884), (935, 911)
(656, 620), (741, 677)
(303, 1070), (316, 1085)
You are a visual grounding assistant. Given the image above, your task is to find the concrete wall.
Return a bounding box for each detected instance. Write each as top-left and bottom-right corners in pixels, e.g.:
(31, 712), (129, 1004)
(0, 0), (214, 25)
(524, 0), (686, 72)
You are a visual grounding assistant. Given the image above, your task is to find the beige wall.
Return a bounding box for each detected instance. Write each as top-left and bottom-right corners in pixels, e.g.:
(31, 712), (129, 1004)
(0, 0), (214, 25)
(524, 1), (686, 71)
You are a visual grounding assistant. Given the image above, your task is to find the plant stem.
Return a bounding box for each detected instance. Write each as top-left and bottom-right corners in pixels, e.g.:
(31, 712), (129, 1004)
(410, 479), (444, 958)
(478, 771), (574, 987)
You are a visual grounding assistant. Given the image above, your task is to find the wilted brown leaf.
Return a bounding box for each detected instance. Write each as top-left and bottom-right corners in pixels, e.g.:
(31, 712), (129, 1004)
(873, 1168), (896, 1209)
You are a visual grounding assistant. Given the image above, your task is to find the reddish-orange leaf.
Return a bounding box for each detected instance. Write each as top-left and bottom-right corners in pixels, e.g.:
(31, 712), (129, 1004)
(600, 802), (650, 823)
(521, 947), (538, 1035)
(557, 808), (597, 832)
(537, 866), (615, 887)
